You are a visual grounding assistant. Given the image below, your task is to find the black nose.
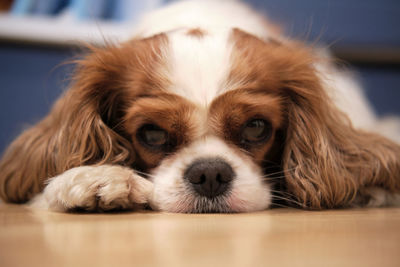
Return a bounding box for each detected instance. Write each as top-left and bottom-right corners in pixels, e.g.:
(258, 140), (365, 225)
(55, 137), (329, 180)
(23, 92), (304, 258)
(184, 158), (235, 198)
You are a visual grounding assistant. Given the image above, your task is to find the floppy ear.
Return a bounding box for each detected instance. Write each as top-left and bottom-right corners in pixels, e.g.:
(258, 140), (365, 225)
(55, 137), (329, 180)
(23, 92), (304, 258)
(0, 34), (169, 203)
(0, 43), (140, 203)
(281, 65), (400, 209)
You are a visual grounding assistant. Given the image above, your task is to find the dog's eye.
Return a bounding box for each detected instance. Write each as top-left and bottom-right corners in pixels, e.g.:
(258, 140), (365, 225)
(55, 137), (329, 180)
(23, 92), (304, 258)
(138, 124), (168, 148)
(241, 119), (272, 144)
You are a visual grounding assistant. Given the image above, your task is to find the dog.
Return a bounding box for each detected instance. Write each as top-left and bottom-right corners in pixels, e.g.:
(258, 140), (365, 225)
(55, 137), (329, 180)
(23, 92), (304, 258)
(1, 0), (399, 213)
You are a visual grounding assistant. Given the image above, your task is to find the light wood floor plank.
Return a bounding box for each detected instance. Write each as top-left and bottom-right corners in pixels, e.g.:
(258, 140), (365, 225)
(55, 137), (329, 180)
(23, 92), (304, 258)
(1, 203), (399, 267)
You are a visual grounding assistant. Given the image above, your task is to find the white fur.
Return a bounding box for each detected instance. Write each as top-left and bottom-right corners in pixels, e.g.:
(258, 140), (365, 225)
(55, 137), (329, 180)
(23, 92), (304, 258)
(29, 165), (153, 212)
(32, 0), (399, 212)
(167, 28), (234, 107)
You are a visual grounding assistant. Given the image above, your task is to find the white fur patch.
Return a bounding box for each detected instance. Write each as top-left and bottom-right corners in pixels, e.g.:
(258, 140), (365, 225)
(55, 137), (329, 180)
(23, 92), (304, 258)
(166, 28), (234, 107)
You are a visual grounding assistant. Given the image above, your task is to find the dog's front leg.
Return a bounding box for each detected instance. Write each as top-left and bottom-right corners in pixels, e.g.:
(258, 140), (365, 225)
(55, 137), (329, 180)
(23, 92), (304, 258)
(29, 165), (153, 212)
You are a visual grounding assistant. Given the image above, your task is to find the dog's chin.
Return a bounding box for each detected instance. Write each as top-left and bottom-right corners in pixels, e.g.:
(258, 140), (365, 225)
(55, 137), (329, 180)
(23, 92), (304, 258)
(162, 195), (233, 214)
(150, 191), (272, 213)
(149, 180), (272, 213)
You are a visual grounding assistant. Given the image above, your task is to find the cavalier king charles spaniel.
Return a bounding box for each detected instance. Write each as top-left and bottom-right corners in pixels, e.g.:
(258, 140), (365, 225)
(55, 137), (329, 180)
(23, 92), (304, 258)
(1, 0), (399, 213)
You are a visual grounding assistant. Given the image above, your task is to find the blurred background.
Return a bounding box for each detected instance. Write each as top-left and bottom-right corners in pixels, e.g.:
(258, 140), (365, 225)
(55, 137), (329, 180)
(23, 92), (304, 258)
(0, 0), (399, 154)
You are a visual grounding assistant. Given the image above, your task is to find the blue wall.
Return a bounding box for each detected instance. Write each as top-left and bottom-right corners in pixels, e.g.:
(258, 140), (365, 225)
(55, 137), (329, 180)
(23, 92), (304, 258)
(0, 45), (74, 153)
(249, 0), (400, 46)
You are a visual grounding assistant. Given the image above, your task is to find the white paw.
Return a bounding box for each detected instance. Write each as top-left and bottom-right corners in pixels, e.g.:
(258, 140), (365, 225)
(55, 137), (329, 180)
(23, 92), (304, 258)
(29, 165), (153, 212)
(352, 187), (400, 208)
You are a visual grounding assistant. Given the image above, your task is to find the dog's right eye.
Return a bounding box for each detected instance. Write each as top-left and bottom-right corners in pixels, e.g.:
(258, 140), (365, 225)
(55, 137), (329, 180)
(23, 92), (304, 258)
(240, 118), (272, 144)
(137, 124), (169, 149)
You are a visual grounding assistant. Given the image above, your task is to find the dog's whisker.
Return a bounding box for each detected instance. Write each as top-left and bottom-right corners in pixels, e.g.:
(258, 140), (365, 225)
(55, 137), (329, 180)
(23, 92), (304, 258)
(261, 172), (291, 180)
(268, 189), (299, 199)
(110, 117), (129, 131)
(262, 174), (287, 180)
(133, 169), (156, 179)
(270, 195), (303, 207)
(263, 168), (297, 177)
(270, 202), (296, 209)
(261, 159), (280, 166)
(262, 176), (286, 181)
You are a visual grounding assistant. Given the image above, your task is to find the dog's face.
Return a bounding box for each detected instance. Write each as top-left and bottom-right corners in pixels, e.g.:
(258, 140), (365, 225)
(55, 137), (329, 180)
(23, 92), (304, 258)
(117, 28), (290, 212)
(31, 27), (398, 213)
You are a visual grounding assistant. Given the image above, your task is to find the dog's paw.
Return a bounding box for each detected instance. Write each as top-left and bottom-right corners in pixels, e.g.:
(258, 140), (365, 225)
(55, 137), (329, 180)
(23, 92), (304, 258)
(351, 187), (400, 208)
(30, 165), (153, 212)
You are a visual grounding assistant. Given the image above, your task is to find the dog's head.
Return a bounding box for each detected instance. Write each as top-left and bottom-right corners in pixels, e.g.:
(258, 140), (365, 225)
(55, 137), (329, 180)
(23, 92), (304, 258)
(3, 27), (398, 211)
(58, 27), (398, 213)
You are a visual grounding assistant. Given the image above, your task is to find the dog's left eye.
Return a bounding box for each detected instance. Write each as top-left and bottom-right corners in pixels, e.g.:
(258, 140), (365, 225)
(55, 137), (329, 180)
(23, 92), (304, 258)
(241, 119), (272, 144)
(137, 124), (168, 149)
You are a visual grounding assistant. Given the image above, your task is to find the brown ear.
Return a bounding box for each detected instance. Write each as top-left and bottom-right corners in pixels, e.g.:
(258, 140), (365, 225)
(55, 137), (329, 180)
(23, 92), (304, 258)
(0, 47), (138, 203)
(0, 33), (168, 203)
(0, 34), (168, 203)
(282, 70), (400, 209)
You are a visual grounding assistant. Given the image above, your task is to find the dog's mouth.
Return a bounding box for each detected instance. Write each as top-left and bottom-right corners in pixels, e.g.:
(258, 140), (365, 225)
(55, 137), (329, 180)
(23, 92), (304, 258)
(185, 194), (233, 213)
(147, 137), (273, 213)
(148, 192), (234, 213)
(149, 182), (272, 213)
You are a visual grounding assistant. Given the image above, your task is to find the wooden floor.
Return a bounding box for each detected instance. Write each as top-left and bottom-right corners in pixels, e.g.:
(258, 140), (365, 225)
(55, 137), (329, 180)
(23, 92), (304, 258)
(0, 203), (399, 267)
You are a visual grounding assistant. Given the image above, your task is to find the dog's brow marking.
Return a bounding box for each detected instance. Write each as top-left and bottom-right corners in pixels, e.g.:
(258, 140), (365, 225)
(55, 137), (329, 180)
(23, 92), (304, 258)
(186, 28), (206, 38)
